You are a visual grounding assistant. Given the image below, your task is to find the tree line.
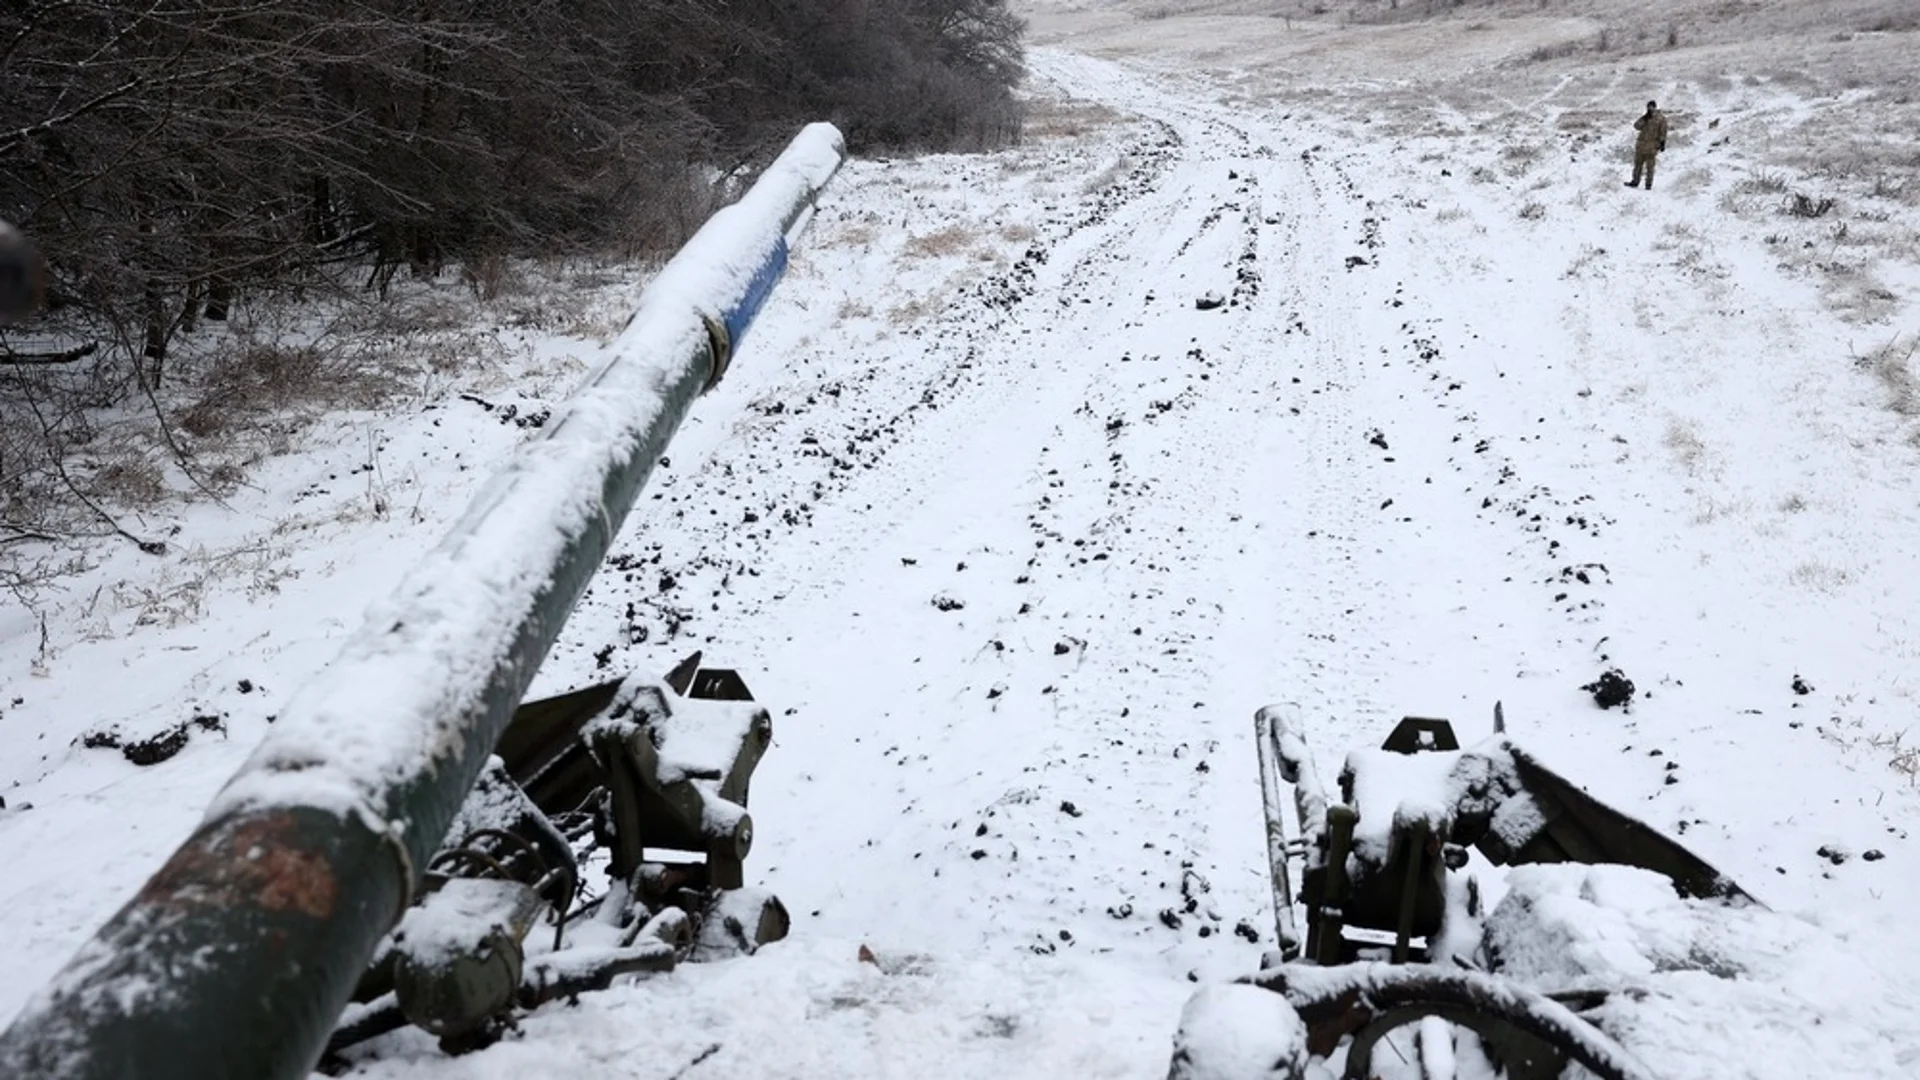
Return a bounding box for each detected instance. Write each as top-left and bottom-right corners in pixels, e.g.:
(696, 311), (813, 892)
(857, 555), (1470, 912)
(0, 0), (1026, 368)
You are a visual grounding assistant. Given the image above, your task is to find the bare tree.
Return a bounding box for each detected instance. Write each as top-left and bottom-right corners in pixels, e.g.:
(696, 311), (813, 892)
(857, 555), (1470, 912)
(0, 0), (1028, 588)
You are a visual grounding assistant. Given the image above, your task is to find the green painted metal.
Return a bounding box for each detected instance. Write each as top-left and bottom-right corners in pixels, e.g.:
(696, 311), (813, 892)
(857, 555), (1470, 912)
(0, 806), (407, 1078)
(0, 123), (844, 1079)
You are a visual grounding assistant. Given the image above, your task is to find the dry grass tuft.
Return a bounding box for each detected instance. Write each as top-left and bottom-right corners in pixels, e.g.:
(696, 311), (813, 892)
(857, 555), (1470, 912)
(88, 459), (168, 507)
(1859, 335), (1920, 416)
(888, 283), (958, 327)
(1784, 191), (1837, 218)
(175, 342), (400, 438)
(461, 254), (520, 301)
(1079, 154), (1139, 197)
(1828, 273), (1901, 324)
(1868, 173), (1915, 203)
(1562, 244), (1607, 278)
(906, 225), (977, 259)
(1021, 98), (1127, 143)
(1789, 560), (1854, 592)
(1501, 141), (1545, 164)
(1663, 417), (1710, 474)
(1869, 730), (1920, 783)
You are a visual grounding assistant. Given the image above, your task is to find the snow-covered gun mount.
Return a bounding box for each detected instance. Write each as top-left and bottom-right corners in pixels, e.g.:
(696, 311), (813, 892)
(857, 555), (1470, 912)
(1181, 707), (1759, 1080)
(1257, 706), (1753, 971)
(321, 651), (787, 1066)
(0, 123), (844, 1080)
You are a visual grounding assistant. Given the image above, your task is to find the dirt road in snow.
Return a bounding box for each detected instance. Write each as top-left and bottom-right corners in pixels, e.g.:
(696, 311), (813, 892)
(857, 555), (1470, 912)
(556, 25), (1920, 999)
(8, 8), (1920, 1076)
(561, 54), (1365, 981)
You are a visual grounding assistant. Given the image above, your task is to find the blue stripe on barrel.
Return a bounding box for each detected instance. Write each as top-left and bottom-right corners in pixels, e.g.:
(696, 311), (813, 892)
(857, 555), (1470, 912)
(721, 236), (790, 355)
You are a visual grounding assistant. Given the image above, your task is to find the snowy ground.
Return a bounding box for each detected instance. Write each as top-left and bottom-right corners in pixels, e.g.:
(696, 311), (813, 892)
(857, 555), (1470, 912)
(5, 1), (1920, 1076)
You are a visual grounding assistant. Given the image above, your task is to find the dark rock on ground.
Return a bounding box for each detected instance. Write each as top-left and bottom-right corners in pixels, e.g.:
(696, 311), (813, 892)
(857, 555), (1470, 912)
(1582, 668), (1636, 709)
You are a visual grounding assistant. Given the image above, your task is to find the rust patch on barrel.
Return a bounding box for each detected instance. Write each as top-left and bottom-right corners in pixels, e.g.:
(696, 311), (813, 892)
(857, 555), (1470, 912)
(138, 811), (338, 921)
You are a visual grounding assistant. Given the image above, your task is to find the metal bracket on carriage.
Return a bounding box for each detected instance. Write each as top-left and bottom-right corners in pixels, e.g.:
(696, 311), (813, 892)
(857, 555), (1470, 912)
(492, 652), (775, 888)
(321, 653), (787, 1066)
(1255, 704), (1755, 972)
(500, 651), (789, 957)
(581, 652), (770, 891)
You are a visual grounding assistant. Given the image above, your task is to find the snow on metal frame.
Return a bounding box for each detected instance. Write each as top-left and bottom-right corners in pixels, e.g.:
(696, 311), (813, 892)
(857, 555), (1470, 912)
(210, 121), (846, 831)
(0, 124), (845, 1078)
(1250, 962), (1658, 1080)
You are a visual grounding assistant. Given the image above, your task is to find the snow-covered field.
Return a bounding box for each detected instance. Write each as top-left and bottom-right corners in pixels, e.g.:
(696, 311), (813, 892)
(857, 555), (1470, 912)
(5, 1), (1920, 1076)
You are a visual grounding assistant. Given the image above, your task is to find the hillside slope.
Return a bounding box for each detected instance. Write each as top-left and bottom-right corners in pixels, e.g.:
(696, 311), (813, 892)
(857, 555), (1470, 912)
(4, 6), (1920, 1077)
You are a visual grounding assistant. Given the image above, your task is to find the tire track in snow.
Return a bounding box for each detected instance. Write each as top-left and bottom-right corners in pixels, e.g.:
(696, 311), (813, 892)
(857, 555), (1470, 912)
(1237, 141), (1397, 760)
(561, 53), (1335, 977)
(741, 113), (1298, 977)
(547, 47), (1548, 982)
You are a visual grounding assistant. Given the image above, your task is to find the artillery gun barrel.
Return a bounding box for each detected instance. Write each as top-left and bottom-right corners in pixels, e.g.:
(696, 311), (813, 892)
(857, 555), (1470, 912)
(0, 124), (846, 1080)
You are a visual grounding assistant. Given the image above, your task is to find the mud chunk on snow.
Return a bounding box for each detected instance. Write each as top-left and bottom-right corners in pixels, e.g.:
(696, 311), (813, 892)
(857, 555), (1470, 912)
(1791, 674), (1814, 695)
(1167, 984), (1308, 1080)
(1582, 668), (1636, 709)
(81, 713), (226, 766)
(1194, 291), (1224, 310)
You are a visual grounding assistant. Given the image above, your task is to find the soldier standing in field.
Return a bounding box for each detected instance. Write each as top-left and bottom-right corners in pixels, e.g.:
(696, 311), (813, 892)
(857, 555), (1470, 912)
(1626, 100), (1668, 190)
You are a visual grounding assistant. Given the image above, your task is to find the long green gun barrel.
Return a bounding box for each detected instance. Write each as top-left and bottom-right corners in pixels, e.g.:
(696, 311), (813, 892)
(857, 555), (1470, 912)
(0, 123), (845, 1080)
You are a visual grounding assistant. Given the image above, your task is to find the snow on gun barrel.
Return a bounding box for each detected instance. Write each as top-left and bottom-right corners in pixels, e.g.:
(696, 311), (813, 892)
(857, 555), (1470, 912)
(0, 123), (842, 1080)
(1182, 704), (1918, 1080)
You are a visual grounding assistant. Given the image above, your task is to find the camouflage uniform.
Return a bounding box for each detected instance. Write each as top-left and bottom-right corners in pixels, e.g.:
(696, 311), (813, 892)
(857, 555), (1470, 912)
(1627, 102), (1668, 190)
